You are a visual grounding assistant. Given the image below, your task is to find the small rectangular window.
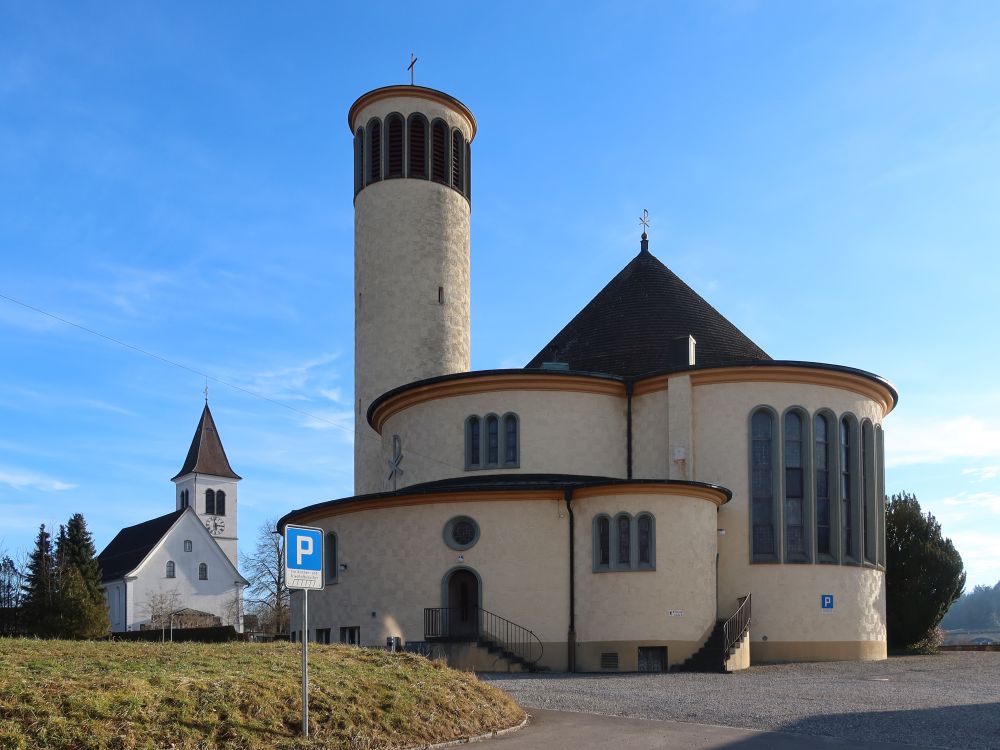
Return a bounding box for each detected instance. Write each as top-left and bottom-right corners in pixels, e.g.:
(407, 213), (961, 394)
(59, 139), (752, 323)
(438, 286), (444, 305)
(340, 626), (360, 645)
(316, 628), (332, 644)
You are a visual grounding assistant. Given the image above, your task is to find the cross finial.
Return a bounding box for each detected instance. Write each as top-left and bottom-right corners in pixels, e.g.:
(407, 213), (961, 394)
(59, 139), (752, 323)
(407, 52), (418, 86)
(639, 208), (650, 236)
(204, 380), (209, 404)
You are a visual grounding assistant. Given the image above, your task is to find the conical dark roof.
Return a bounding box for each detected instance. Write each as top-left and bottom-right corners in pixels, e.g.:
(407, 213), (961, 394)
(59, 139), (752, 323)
(526, 243), (770, 377)
(171, 404), (241, 481)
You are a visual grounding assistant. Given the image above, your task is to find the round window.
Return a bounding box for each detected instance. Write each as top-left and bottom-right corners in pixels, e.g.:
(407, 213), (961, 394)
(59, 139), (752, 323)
(444, 516), (480, 551)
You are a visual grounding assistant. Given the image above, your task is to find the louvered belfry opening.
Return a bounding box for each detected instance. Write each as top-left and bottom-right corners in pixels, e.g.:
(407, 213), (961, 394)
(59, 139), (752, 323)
(386, 114), (404, 179)
(367, 118), (382, 183)
(451, 130), (464, 190)
(354, 127), (364, 196)
(431, 119), (448, 183)
(408, 114), (427, 179)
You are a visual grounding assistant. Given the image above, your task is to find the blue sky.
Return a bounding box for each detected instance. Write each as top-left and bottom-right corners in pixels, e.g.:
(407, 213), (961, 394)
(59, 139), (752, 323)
(1, 2), (998, 589)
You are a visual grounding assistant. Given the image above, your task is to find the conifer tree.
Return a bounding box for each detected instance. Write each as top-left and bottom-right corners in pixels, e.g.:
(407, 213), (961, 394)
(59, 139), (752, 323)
(65, 513), (104, 599)
(21, 524), (58, 637)
(53, 514), (110, 638)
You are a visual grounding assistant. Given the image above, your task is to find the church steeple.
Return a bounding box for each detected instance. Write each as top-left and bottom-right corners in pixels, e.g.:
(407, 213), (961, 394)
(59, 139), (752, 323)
(172, 404), (241, 481)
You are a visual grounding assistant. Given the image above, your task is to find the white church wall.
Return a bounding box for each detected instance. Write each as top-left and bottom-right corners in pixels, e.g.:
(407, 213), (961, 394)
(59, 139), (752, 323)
(175, 474), (240, 568)
(631, 389), (669, 479)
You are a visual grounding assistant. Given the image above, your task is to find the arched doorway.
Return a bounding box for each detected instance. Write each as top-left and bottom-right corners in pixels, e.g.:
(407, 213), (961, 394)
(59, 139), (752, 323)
(446, 568), (480, 640)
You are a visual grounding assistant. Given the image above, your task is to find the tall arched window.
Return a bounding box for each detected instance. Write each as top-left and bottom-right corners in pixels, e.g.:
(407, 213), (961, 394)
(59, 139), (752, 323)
(205, 488), (216, 515)
(431, 119), (448, 183)
(451, 130), (464, 190)
(503, 413), (519, 467)
(385, 113), (404, 178)
(198, 563), (208, 580)
(215, 490), (226, 516)
(876, 424), (886, 567)
(354, 127), (364, 194)
(814, 412), (834, 561)
(593, 515), (610, 570)
(326, 531), (338, 584)
(485, 414), (499, 466)
(367, 118), (382, 183)
(407, 114), (428, 179)
(862, 420), (876, 564)
(637, 513), (654, 568)
(616, 513), (631, 567)
(840, 416), (856, 561)
(750, 409), (777, 561)
(165, 561), (175, 578)
(784, 410), (807, 561)
(465, 141), (472, 200)
(466, 416), (481, 468)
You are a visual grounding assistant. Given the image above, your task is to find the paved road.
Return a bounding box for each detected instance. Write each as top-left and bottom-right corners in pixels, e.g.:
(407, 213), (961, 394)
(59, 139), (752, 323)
(486, 709), (946, 750)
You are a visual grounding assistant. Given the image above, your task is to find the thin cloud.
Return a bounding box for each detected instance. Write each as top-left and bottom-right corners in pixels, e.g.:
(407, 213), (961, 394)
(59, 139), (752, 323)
(943, 492), (1000, 514)
(885, 415), (1000, 467)
(963, 466), (1000, 481)
(0, 467), (77, 492)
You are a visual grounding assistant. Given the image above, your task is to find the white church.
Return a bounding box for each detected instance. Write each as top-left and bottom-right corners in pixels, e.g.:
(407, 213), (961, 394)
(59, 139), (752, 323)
(275, 81), (897, 672)
(98, 404), (248, 633)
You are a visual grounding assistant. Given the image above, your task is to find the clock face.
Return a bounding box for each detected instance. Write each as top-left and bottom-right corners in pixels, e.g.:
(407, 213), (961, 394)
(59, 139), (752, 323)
(205, 516), (226, 535)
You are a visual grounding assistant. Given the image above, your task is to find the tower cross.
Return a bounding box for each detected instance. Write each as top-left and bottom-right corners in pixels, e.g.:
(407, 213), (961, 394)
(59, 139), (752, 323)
(407, 53), (418, 85)
(639, 209), (650, 235)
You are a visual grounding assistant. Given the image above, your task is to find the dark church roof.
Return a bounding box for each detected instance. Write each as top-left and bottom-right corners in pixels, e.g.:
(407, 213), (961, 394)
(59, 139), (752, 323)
(526, 240), (771, 378)
(171, 404), (241, 481)
(97, 510), (184, 582)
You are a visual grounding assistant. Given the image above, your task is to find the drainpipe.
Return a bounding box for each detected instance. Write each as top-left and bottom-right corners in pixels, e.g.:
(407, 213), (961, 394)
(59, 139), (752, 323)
(625, 381), (634, 479)
(564, 487), (576, 672)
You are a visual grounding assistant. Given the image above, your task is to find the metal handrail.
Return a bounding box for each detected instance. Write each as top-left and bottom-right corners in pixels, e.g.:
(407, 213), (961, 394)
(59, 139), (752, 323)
(424, 607), (543, 667)
(722, 593), (751, 654)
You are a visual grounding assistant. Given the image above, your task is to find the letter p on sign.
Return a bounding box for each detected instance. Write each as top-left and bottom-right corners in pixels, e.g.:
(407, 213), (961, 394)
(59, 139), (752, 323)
(296, 536), (313, 565)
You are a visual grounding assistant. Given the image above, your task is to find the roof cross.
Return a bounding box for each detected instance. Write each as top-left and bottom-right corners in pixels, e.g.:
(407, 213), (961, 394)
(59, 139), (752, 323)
(639, 208), (650, 236)
(407, 52), (418, 85)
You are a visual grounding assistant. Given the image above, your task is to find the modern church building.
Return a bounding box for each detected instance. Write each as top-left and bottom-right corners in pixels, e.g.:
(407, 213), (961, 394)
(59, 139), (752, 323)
(279, 83), (897, 672)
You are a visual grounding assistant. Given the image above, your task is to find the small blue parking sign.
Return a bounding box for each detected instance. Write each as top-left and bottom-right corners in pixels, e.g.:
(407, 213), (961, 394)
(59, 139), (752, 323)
(821, 594), (834, 610)
(285, 525), (324, 590)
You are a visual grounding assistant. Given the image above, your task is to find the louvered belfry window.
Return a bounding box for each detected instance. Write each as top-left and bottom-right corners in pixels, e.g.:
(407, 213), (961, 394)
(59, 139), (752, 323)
(431, 119), (448, 183)
(367, 118), (382, 183)
(451, 130), (464, 189)
(386, 115), (404, 178)
(354, 127), (364, 195)
(408, 114), (427, 179)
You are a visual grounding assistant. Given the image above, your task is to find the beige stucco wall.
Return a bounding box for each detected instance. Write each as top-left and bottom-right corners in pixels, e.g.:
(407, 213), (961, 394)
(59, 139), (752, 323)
(353, 90), (473, 494)
(631, 390), (668, 479)
(690, 379), (887, 653)
(379, 389), (627, 490)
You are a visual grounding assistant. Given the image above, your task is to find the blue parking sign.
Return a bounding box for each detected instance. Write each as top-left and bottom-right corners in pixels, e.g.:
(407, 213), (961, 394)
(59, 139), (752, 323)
(285, 525), (324, 590)
(821, 594), (834, 609)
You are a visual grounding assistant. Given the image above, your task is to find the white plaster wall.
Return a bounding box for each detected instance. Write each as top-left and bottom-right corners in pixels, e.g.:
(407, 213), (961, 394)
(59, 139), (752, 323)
(574, 491), (718, 643)
(289, 498), (569, 647)
(127, 511), (243, 632)
(692, 380), (887, 646)
(378, 389), (627, 490)
(631, 390), (669, 479)
(103, 582), (126, 632)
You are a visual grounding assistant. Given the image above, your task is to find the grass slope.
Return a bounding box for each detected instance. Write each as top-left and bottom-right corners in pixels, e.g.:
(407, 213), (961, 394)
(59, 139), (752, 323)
(0, 639), (524, 749)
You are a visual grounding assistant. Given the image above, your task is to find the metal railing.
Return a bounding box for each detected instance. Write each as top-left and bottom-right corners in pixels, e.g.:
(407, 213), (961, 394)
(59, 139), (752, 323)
(722, 593), (751, 654)
(424, 607), (543, 667)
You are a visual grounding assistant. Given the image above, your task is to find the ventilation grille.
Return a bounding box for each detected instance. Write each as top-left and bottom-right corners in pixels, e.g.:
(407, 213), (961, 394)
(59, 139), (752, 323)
(600, 652), (619, 670)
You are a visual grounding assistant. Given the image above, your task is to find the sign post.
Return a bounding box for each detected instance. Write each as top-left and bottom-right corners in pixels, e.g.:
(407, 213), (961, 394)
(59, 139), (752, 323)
(284, 524), (325, 738)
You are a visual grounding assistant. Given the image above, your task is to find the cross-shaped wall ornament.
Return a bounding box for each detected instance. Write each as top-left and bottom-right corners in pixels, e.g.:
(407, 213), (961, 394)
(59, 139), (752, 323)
(386, 434), (404, 490)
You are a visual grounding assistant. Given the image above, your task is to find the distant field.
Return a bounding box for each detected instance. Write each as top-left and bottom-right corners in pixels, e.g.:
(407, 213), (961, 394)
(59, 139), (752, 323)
(0, 639), (524, 749)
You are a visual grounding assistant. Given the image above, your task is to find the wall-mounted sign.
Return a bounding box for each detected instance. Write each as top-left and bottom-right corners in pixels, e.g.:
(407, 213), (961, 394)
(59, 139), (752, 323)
(821, 594), (834, 611)
(669, 610), (684, 617)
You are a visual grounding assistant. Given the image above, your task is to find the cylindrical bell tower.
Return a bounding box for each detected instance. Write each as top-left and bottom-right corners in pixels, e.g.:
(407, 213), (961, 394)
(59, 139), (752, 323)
(349, 85), (475, 494)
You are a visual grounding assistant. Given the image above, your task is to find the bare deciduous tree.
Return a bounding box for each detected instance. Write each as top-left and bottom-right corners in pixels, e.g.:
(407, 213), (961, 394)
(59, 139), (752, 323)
(240, 518), (289, 636)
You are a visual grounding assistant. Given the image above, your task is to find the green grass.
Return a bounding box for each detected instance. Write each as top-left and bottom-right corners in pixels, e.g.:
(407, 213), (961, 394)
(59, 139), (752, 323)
(0, 639), (525, 750)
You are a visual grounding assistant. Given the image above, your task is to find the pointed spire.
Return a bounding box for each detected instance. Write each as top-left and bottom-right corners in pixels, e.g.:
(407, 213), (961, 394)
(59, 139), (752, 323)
(171, 404), (241, 481)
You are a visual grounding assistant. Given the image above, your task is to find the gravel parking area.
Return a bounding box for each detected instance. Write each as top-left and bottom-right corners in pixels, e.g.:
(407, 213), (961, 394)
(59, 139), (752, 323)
(483, 652), (1000, 750)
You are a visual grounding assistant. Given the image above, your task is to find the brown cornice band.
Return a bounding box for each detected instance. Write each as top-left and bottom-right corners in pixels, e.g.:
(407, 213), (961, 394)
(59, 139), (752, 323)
(348, 85), (477, 141)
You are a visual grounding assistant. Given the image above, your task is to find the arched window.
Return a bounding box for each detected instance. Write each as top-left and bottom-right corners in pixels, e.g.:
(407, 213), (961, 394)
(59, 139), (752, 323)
(366, 118), (382, 183)
(465, 141), (472, 200)
(184, 540), (192, 553)
(385, 113), (404, 178)
(431, 119), (448, 183)
(750, 409), (777, 561)
(407, 114), (428, 179)
(325, 532), (338, 584)
(451, 129), (464, 190)
(840, 416), (857, 561)
(502, 413), (519, 467)
(593, 515), (610, 570)
(466, 416), (481, 468)
(814, 412), (835, 561)
(165, 561), (175, 578)
(198, 563), (208, 581)
(862, 420), (876, 564)
(615, 513), (631, 567)
(876, 424), (886, 567)
(637, 513), (655, 568)
(485, 414), (499, 466)
(354, 127), (364, 194)
(215, 490), (226, 517)
(205, 488), (216, 515)
(784, 410), (807, 562)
